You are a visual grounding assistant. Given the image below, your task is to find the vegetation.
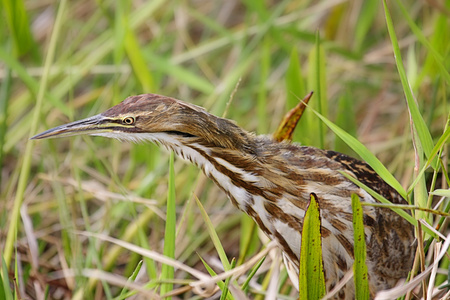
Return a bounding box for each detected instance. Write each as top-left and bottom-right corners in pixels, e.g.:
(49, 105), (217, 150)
(1, 0), (448, 299)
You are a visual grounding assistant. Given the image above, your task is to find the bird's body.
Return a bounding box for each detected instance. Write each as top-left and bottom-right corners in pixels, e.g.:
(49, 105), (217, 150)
(33, 94), (415, 299)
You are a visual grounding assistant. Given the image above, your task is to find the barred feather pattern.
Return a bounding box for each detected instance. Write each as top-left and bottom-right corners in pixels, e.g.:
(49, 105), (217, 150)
(157, 135), (415, 299)
(35, 94), (416, 299)
(97, 94), (415, 299)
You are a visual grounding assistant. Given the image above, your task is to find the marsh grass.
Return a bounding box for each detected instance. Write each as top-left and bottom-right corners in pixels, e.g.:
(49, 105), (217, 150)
(1, 1), (449, 299)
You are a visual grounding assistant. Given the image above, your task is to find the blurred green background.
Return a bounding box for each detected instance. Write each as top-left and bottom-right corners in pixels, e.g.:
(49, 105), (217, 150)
(1, 0), (448, 299)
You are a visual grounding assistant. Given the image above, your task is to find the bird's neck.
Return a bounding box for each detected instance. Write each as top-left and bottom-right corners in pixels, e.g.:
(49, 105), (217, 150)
(160, 134), (259, 211)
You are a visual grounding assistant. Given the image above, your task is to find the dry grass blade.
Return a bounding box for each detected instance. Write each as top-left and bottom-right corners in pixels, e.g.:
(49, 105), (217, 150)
(78, 231), (277, 297)
(77, 231), (209, 280)
(322, 270), (354, 300)
(51, 268), (160, 299)
(189, 243), (277, 295)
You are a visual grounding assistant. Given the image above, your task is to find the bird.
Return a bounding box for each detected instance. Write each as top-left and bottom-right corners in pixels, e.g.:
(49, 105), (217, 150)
(32, 93), (415, 299)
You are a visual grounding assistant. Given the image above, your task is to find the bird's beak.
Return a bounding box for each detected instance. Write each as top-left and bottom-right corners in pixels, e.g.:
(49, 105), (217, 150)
(31, 114), (110, 140)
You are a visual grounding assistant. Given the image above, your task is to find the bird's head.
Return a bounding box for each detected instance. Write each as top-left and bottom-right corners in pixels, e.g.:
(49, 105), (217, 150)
(32, 94), (254, 152)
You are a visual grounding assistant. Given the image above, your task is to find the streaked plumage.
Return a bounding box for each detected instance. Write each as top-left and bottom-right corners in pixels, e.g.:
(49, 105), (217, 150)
(32, 93), (415, 298)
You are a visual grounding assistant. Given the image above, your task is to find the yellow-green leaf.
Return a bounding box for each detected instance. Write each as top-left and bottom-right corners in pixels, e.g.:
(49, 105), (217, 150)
(299, 193), (326, 300)
(351, 194), (369, 300)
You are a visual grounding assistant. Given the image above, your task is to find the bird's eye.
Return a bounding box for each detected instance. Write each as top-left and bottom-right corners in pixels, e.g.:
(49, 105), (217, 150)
(123, 117), (135, 125)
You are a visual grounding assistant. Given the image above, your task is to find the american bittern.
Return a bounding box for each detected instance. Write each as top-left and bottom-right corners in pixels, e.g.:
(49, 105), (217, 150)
(32, 94), (415, 298)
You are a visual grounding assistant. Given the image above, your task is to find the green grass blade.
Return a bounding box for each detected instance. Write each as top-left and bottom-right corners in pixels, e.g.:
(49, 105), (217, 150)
(1, 255), (13, 300)
(342, 171), (442, 240)
(354, 1), (379, 53)
(299, 193), (325, 300)
(410, 118), (429, 221)
(0, 67), (11, 186)
(114, 0), (127, 66)
(125, 30), (155, 91)
(257, 37), (270, 134)
(334, 93), (357, 154)
(383, 0), (436, 169)
(383, 0), (434, 222)
(238, 215), (258, 266)
(285, 48), (306, 143)
(194, 197), (231, 271)
(309, 105), (407, 199)
(198, 255), (234, 300)
(160, 152), (176, 298)
(118, 260), (143, 298)
(351, 194), (369, 300)
(219, 258), (236, 300)
(114, 0), (154, 92)
(407, 124), (450, 194)
(307, 33), (327, 149)
(240, 256), (266, 292)
(341, 172), (416, 226)
(431, 189), (450, 198)
(286, 48), (306, 110)
(3, 0), (68, 268)
(144, 51), (214, 94)
(1, 0), (35, 57)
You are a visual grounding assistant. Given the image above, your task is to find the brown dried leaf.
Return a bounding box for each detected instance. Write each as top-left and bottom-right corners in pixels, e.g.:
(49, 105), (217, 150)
(273, 92), (313, 142)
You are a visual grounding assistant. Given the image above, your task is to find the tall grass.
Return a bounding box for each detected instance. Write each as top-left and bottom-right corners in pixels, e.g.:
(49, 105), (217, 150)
(1, 1), (448, 299)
